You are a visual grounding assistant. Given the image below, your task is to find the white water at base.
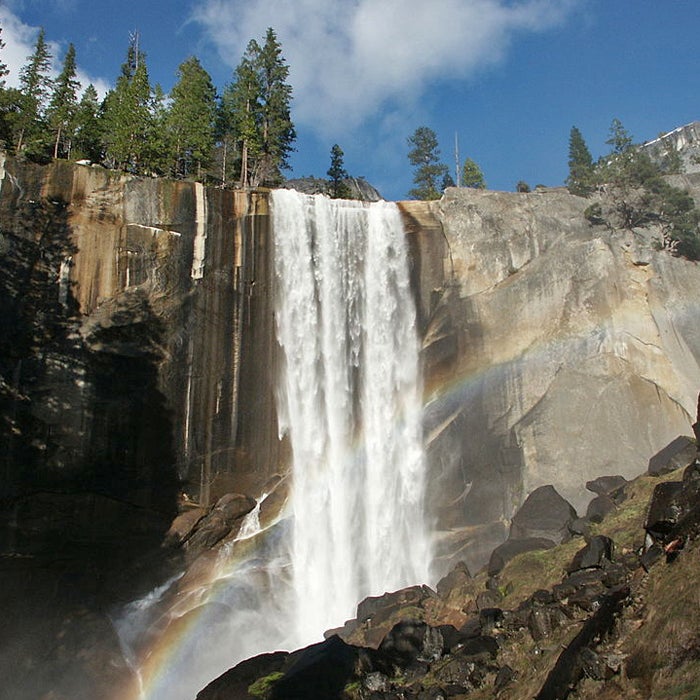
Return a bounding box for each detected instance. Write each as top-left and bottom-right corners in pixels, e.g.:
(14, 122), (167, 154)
(272, 190), (432, 645)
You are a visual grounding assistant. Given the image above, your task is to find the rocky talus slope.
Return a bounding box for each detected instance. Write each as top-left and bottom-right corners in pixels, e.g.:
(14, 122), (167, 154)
(197, 401), (700, 700)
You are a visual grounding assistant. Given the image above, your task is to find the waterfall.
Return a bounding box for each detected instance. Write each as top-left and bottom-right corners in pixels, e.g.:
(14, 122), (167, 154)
(115, 190), (432, 700)
(272, 189), (431, 645)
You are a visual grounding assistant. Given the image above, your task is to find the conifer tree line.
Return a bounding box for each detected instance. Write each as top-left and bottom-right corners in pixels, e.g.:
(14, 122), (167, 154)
(0, 25), (296, 188)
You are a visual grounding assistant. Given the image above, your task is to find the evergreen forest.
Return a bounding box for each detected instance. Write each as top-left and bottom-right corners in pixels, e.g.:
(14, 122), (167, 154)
(0, 25), (295, 188)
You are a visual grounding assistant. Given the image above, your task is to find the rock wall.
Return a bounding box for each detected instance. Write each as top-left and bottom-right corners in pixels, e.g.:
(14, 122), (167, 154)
(404, 185), (700, 572)
(0, 156), (281, 560)
(2, 154), (699, 581)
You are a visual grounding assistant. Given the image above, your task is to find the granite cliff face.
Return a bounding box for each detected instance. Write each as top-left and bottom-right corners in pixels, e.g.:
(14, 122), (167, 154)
(2, 155), (699, 569)
(1, 155), (699, 697)
(403, 183), (700, 571)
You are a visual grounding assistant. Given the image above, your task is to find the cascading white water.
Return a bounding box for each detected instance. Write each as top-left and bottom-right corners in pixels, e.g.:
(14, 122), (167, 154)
(272, 189), (431, 645)
(115, 190), (432, 700)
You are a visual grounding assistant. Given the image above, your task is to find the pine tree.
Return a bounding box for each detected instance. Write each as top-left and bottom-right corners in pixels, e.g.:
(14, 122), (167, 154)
(16, 28), (53, 155)
(167, 57), (217, 179)
(101, 37), (155, 173)
(462, 157), (486, 189)
(407, 126), (448, 200)
(566, 126), (595, 196)
(606, 118), (633, 155)
(327, 144), (351, 198)
(255, 28), (295, 185)
(223, 41), (263, 187)
(72, 84), (102, 161)
(46, 44), (80, 159)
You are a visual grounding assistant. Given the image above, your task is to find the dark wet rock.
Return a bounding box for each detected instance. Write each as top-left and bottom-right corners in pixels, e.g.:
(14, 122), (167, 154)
(457, 635), (499, 660)
(184, 494), (256, 556)
(644, 478), (700, 543)
(269, 636), (363, 700)
(683, 459), (700, 482)
(552, 569), (607, 602)
(478, 608), (503, 634)
(357, 585), (434, 623)
(509, 486), (577, 544)
(436, 560), (471, 598)
(647, 435), (696, 476)
(586, 494), (617, 523)
(602, 562), (629, 587)
(487, 537), (556, 576)
(196, 651), (288, 700)
(568, 535), (614, 572)
(568, 517), (592, 538)
(437, 624), (467, 653)
(379, 621), (442, 666)
(495, 664), (515, 692)
(585, 474), (628, 497)
(640, 542), (664, 571)
(528, 607), (555, 641)
(459, 617), (482, 639)
(530, 589), (555, 606)
(163, 507), (206, 547)
(534, 586), (629, 700)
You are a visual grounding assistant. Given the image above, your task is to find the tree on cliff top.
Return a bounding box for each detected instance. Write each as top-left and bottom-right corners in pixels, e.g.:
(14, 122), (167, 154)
(101, 36), (157, 173)
(327, 144), (351, 198)
(566, 126), (595, 196)
(167, 56), (217, 179)
(16, 28), (53, 156)
(407, 126), (448, 200)
(222, 28), (295, 187)
(46, 44), (80, 159)
(462, 157), (486, 189)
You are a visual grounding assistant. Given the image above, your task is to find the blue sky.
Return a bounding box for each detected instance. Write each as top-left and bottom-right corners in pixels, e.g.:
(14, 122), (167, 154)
(1, 0), (698, 200)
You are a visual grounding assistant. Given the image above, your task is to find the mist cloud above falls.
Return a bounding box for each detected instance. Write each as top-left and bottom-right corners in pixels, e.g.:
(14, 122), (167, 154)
(192, 0), (580, 136)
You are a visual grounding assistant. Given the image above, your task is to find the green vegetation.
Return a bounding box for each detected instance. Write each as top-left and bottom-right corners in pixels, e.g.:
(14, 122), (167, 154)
(407, 126), (449, 200)
(248, 671), (284, 698)
(327, 143), (351, 198)
(567, 119), (700, 260)
(566, 125), (595, 195)
(0, 23), (296, 188)
(462, 157), (486, 189)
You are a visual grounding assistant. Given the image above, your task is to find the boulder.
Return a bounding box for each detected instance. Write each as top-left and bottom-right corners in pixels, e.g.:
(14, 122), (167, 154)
(509, 486), (577, 544)
(184, 494), (256, 556)
(436, 561), (471, 598)
(586, 495), (617, 523)
(488, 537), (556, 576)
(163, 507), (206, 547)
(645, 474), (700, 544)
(568, 517), (592, 539)
(269, 636), (361, 700)
(568, 536), (614, 572)
(647, 435), (696, 476)
(585, 475), (627, 497)
(379, 620), (444, 665)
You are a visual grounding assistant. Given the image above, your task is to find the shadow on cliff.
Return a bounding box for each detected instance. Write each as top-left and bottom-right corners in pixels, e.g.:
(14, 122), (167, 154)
(0, 193), (181, 700)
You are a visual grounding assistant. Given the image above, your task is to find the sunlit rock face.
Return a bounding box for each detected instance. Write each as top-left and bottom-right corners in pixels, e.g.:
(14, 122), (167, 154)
(403, 184), (700, 573)
(0, 156), (281, 518)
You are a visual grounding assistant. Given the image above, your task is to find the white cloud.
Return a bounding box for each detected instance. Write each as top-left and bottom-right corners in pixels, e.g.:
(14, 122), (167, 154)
(0, 7), (110, 97)
(191, 0), (579, 137)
